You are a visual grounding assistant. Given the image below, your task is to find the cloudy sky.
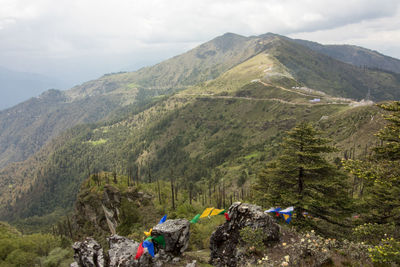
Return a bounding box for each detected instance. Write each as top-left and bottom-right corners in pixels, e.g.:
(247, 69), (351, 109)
(1, 0), (400, 104)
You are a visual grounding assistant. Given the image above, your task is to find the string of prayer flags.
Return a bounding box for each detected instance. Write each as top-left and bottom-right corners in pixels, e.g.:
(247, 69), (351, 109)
(143, 240), (155, 257)
(210, 208), (225, 216)
(190, 214), (201, 224)
(135, 242), (144, 259)
(144, 228), (152, 237)
(159, 215), (167, 224)
(264, 206), (294, 223)
(264, 207), (282, 217)
(200, 207), (214, 218)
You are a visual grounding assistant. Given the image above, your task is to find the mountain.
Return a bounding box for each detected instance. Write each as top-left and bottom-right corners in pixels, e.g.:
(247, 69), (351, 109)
(0, 67), (66, 110)
(292, 38), (400, 74)
(0, 32), (399, 221)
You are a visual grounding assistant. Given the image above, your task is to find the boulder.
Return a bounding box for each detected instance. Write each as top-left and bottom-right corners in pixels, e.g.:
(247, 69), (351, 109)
(108, 235), (152, 267)
(152, 219), (190, 256)
(72, 237), (105, 267)
(209, 202), (280, 267)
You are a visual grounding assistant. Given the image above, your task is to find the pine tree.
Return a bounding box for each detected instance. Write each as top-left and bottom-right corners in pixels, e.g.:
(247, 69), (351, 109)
(255, 122), (352, 230)
(344, 101), (400, 223)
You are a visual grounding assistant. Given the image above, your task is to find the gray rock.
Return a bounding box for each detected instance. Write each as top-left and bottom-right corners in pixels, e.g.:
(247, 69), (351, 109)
(152, 219), (190, 256)
(72, 237), (105, 267)
(70, 262), (79, 267)
(209, 202), (280, 267)
(186, 260), (197, 267)
(108, 235), (152, 267)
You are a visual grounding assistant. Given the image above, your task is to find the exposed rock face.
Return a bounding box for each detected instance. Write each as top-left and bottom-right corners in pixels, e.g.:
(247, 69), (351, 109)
(72, 237), (105, 267)
(72, 184), (152, 238)
(152, 219), (190, 256)
(209, 202), (280, 267)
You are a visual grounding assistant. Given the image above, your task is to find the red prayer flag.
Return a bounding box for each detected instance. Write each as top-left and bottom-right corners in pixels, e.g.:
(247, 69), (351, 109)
(135, 242), (144, 260)
(224, 212), (230, 221)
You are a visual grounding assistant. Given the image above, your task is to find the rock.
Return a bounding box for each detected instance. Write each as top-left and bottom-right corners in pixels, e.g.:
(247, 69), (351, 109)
(209, 202), (280, 267)
(172, 257), (180, 263)
(70, 262), (79, 267)
(186, 260), (197, 267)
(152, 219), (190, 256)
(108, 235), (152, 267)
(72, 237), (105, 267)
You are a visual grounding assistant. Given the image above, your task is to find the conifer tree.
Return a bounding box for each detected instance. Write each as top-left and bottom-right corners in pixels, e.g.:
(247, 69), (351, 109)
(255, 122), (351, 230)
(344, 101), (400, 223)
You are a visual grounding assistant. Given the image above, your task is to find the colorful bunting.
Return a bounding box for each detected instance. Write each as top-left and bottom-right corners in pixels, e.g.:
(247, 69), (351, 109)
(143, 240), (155, 257)
(200, 207), (214, 218)
(190, 214), (201, 224)
(135, 242), (144, 260)
(159, 215), (167, 224)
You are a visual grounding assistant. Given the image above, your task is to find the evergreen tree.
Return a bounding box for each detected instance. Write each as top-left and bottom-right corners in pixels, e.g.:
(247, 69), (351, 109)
(255, 122), (352, 231)
(344, 101), (400, 223)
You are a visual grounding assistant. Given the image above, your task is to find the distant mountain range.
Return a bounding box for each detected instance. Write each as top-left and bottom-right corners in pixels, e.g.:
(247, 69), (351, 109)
(0, 32), (399, 221)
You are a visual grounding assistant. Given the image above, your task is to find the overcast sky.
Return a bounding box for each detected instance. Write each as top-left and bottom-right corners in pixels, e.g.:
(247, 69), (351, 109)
(1, 0), (400, 94)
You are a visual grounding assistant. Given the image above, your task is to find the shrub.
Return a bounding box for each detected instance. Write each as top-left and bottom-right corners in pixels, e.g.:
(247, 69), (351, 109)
(368, 238), (400, 264)
(239, 226), (266, 255)
(353, 223), (396, 245)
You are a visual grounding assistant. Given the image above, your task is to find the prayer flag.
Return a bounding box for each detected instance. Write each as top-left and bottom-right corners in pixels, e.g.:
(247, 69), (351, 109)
(190, 214), (201, 224)
(210, 209), (225, 216)
(224, 212), (230, 221)
(143, 240), (155, 257)
(264, 207), (281, 213)
(278, 206), (294, 224)
(135, 242), (144, 260)
(144, 228), (152, 237)
(200, 207), (214, 218)
(159, 215), (167, 224)
(152, 235), (166, 248)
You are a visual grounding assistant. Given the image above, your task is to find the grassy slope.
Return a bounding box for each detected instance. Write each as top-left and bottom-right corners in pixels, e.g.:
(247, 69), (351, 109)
(271, 39), (400, 101)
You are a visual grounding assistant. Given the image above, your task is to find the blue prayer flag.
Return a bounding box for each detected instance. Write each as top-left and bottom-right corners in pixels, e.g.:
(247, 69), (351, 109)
(159, 215), (167, 224)
(143, 240), (155, 257)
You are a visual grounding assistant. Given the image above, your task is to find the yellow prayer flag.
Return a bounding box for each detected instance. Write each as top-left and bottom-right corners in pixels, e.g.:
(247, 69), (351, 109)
(144, 228), (152, 237)
(283, 214), (290, 221)
(200, 207), (214, 218)
(209, 208), (225, 216)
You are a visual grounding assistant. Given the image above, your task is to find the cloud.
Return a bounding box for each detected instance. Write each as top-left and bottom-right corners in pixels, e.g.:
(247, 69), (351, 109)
(0, 0), (399, 88)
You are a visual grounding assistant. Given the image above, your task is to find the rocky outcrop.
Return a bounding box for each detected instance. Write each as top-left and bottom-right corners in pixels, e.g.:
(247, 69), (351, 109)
(209, 202), (280, 267)
(71, 219), (190, 267)
(72, 237), (105, 267)
(72, 184), (152, 238)
(152, 219), (190, 256)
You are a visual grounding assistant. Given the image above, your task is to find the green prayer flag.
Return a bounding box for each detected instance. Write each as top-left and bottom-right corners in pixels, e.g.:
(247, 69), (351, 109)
(190, 214), (201, 224)
(152, 235), (166, 248)
(217, 209), (226, 215)
(145, 236), (152, 241)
